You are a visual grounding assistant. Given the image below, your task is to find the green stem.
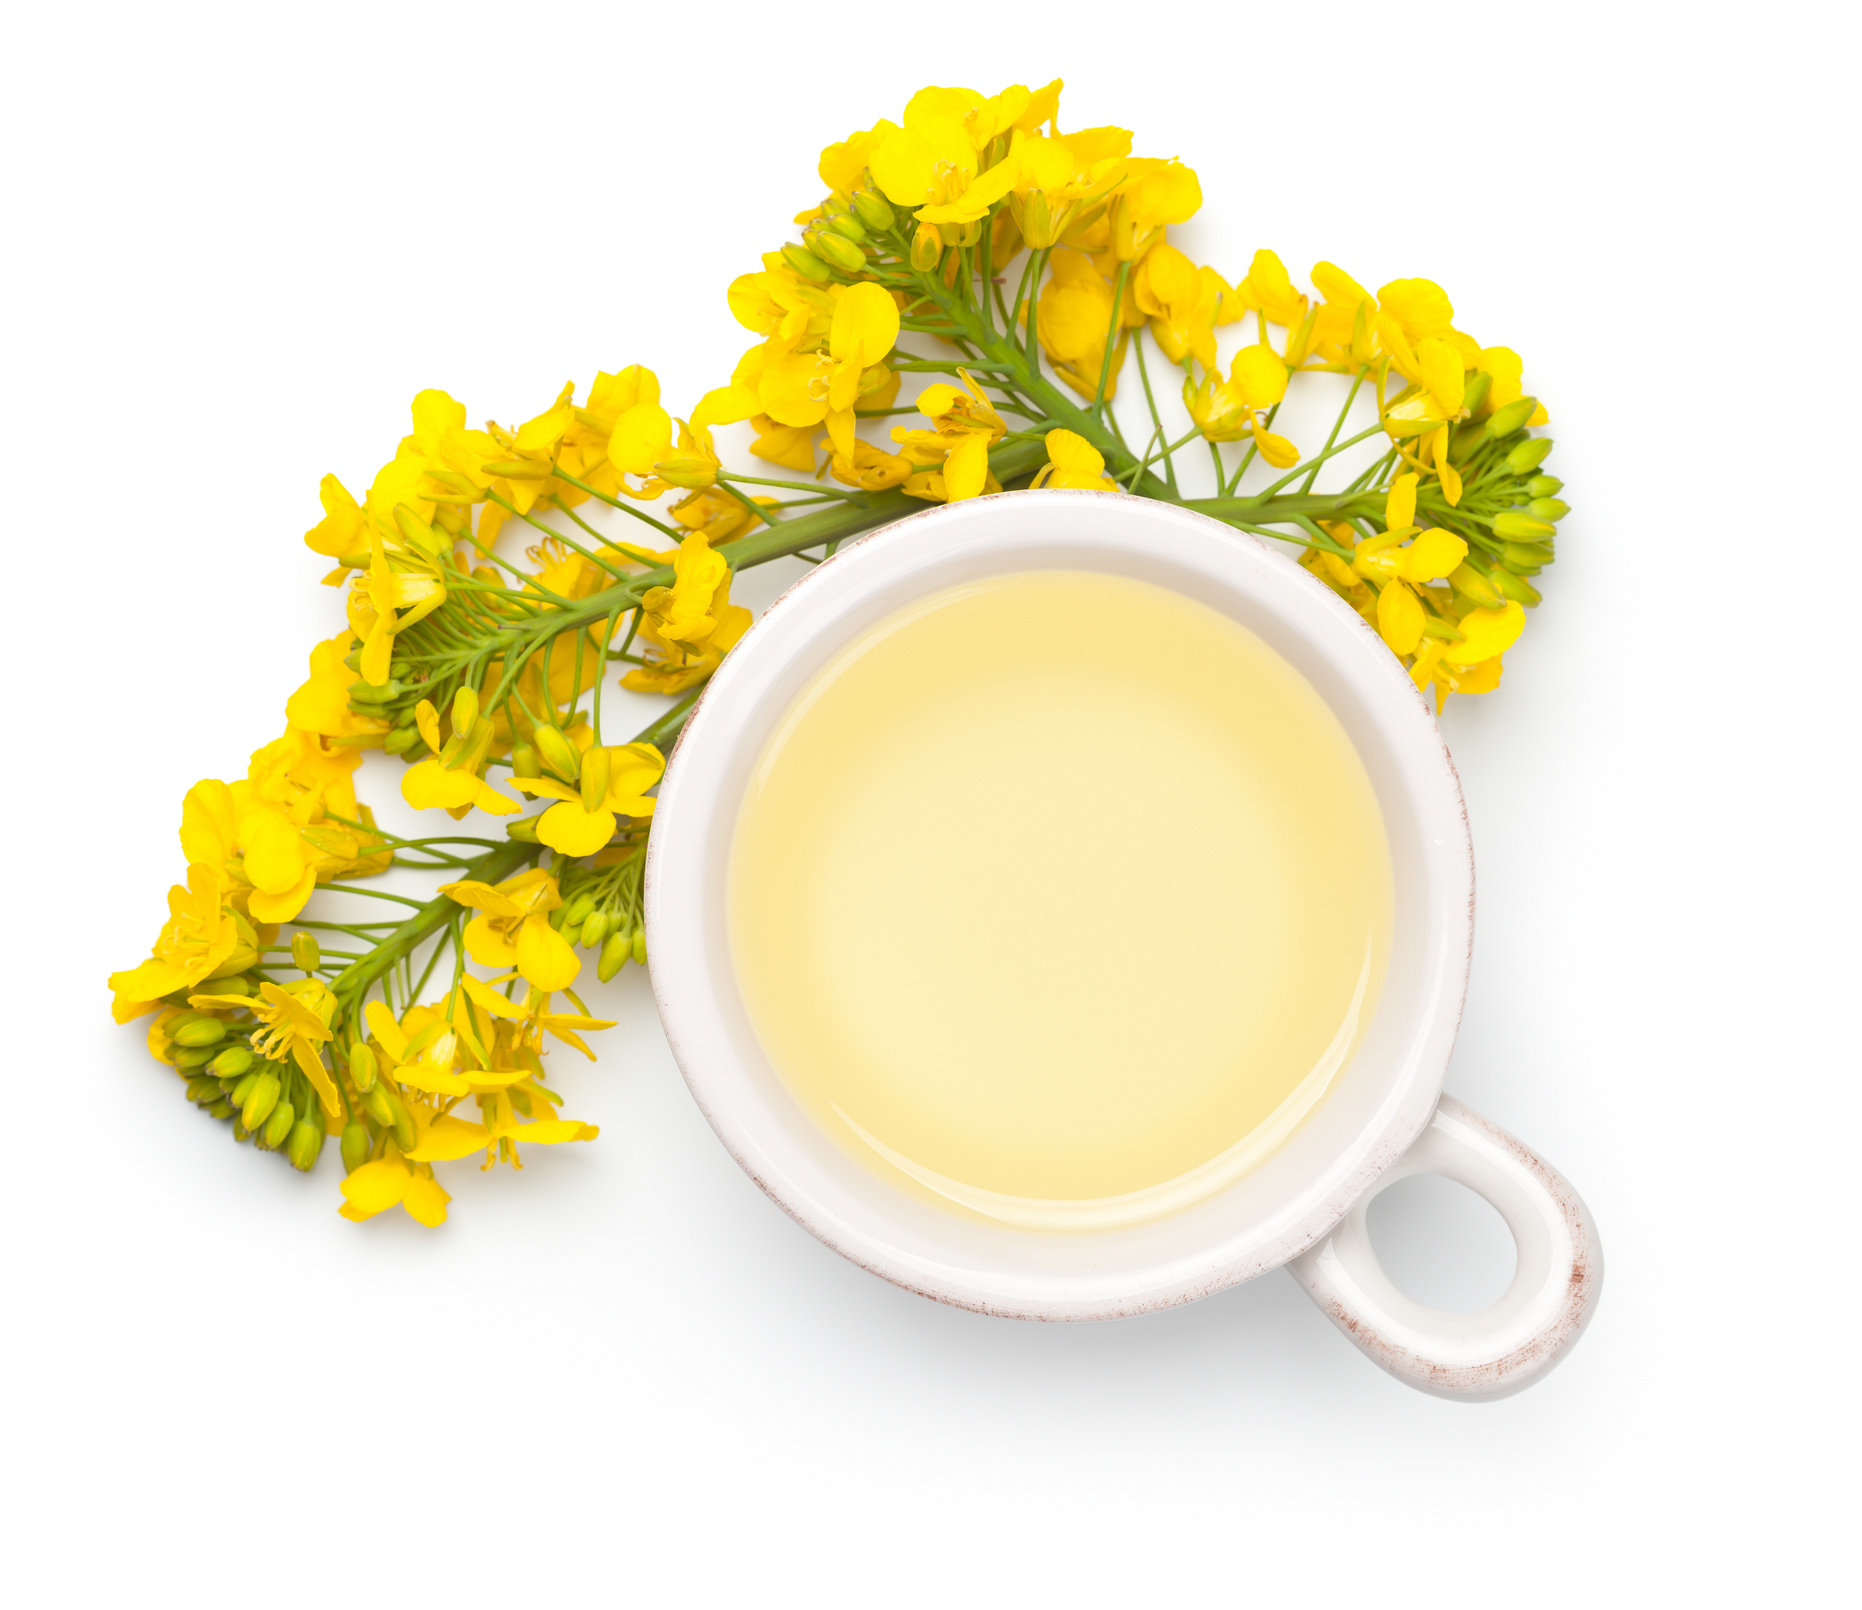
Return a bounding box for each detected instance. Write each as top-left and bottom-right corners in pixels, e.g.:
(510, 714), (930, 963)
(329, 839), (538, 1008)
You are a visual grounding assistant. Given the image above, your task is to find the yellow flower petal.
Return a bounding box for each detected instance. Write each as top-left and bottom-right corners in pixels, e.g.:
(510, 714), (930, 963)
(1442, 602), (1524, 666)
(1384, 472), (1418, 534)
(515, 912), (580, 993)
(400, 1169), (451, 1226)
(248, 867), (316, 924)
(537, 800), (617, 857)
(829, 282), (900, 371)
(1251, 425), (1301, 470)
(944, 432), (991, 501)
(1400, 530), (1469, 584)
(1230, 345), (1289, 410)
(610, 403), (673, 478)
(1376, 579), (1426, 656)
(338, 1158), (410, 1219)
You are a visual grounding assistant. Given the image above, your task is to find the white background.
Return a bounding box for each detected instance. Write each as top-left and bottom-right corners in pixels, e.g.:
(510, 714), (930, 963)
(5, 2), (1854, 1603)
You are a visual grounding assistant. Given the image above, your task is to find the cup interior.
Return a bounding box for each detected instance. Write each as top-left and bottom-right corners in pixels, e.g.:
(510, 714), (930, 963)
(645, 490), (1472, 1320)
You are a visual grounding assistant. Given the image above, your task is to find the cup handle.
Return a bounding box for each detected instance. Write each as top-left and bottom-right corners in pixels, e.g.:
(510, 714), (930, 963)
(1288, 1095), (1604, 1400)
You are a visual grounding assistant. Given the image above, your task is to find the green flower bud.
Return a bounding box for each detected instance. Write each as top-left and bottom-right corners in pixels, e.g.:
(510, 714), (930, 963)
(205, 945), (260, 979)
(1484, 398), (1537, 439)
(598, 929), (631, 982)
(206, 975), (254, 998)
(383, 727), (420, 755)
(340, 1121), (372, 1174)
(241, 1072), (282, 1132)
(1505, 437), (1553, 475)
(1489, 567), (1542, 606)
(1500, 542), (1552, 574)
(382, 1086), (417, 1154)
(346, 679), (405, 705)
(851, 189), (895, 231)
(349, 1043), (377, 1093)
(579, 745), (612, 812)
(186, 1075), (222, 1105)
(505, 815), (543, 844)
(512, 742), (541, 778)
(1018, 189), (1055, 248)
(1460, 370), (1492, 415)
(1492, 511), (1557, 542)
(565, 893), (597, 926)
(1446, 563), (1503, 610)
(825, 209), (866, 242)
(231, 1117), (253, 1142)
(451, 684), (480, 733)
(481, 458), (552, 481)
(909, 223), (944, 271)
(780, 242), (835, 283)
(259, 1100), (295, 1152)
(810, 230), (868, 274)
(171, 1014), (228, 1049)
(360, 1082), (395, 1127)
(1527, 497), (1569, 522)
(172, 1045), (218, 1071)
(287, 1119), (324, 1172)
(393, 503), (449, 556)
(291, 932), (322, 973)
(559, 920), (583, 948)
(1525, 475), (1563, 499)
(580, 911), (610, 949)
(533, 724), (581, 783)
(631, 926), (648, 967)
(210, 1098), (237, 1121)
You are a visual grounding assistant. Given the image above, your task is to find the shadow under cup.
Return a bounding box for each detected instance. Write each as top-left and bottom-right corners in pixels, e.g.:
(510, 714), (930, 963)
(646, 490), (1472, 1322)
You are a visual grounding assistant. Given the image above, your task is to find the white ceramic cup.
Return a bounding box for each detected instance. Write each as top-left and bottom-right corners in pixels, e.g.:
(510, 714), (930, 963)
(646, 490), (1603, 1400)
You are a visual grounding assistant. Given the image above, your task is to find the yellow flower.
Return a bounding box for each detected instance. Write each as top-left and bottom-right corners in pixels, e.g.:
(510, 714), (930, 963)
(1235, 249), (1309, 332)
(1030, 249), (1131, 399)
(669, 487), (770, 545)
(1184, 344), (1300, 466)
(337, 1143), (452, 1226)
(304, 474), (366, 581)
(619, 532), (754, 694)
(748, 412), (818, 473)
(756, 282), (900, 461)
(347, 534), (446, 687)
(1310, 261), (1377, 367)
(728, 265), (835, 358)
(1475, 346), (1550, 427)
(406, 1089), (598, 1171)
(1350, 523), (1471, 588)
(183, 778), (318, 925)
(830, 440), (915, 491)
(107, 863), (255, 1022)
(1006, 124), (1131, 247)
(1131, 243), (1236, 373)
(1107, 158), (1202, 260)
(888, 368), (1007, 503)
(818, 119), (894, 199)
(868, 87), (996, 212)
(1441, 601), (1525, 666)
(440, 868), (580, 993)
(1376, 578), (1427, 655)
(1031, 430), (1116, 490)
(509, 741), (665, 857)
(282, 632), (389, 745)
(190, 977), (343, 1122)
(402, 756), (520, 819)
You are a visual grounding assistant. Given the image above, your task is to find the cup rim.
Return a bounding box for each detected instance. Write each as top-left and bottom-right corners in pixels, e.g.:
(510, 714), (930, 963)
(645, 490), (1472, 1320)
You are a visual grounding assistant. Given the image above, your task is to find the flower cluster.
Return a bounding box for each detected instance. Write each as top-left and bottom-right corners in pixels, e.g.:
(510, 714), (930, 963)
(111, 77), (1565, 1224)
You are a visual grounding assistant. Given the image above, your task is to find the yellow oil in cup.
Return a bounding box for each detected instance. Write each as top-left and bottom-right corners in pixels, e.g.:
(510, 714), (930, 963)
(729, 570), (1393, 1230)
